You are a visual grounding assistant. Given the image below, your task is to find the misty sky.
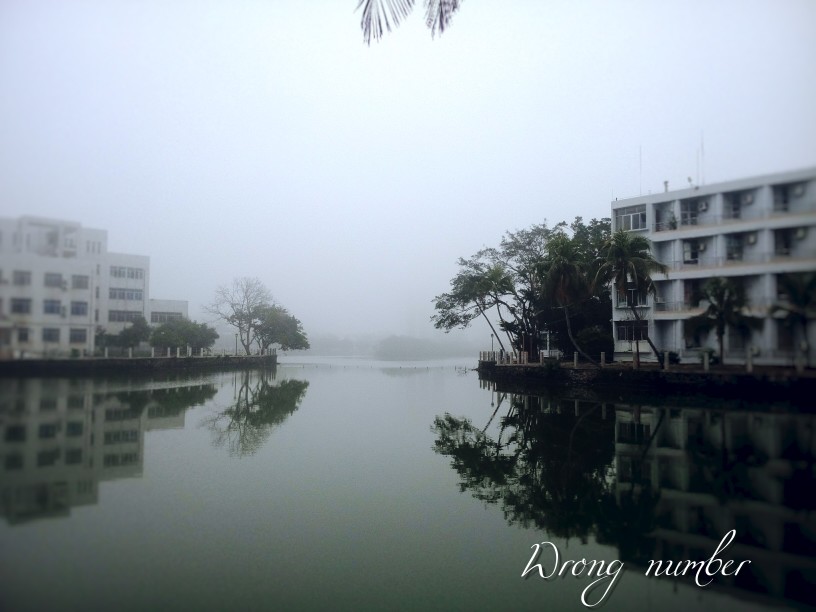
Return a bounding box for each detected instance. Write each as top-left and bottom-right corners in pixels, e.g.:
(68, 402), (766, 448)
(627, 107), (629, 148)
(2, 1), (815, 341)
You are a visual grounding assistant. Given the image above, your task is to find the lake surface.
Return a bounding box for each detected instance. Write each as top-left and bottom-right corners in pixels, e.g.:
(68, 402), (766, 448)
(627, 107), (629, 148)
(1, 357), (813, 611)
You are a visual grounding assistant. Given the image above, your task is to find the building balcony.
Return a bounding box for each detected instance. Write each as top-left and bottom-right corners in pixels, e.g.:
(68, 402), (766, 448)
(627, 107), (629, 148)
(653, 203), (815, 233)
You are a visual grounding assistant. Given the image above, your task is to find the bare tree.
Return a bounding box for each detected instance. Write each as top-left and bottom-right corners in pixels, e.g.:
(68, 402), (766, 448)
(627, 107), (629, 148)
(206, 277), (273, 355)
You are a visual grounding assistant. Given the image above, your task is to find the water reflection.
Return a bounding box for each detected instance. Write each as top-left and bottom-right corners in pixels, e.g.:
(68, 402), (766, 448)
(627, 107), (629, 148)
(0, 377), (217, 525)
(433, 389), (816, 609)
(204, 370), (309, 457)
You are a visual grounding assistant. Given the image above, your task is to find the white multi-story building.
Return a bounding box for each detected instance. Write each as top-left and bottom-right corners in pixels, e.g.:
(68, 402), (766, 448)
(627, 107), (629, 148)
(610, 167), (816, 366)
(0, 216), (187, 358)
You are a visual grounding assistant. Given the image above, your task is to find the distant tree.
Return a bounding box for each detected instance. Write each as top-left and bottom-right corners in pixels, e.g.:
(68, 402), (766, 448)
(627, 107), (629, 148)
(595, 230), (668, 362)
(356, 0), (462, 44)
(150, 319), (219, 352)
(254, 305), (310, 353)
(206, 277), (274, 355)
(684, 277), (764, 364)
(771, 272), (816, 367)
(116, 316), (151, 349)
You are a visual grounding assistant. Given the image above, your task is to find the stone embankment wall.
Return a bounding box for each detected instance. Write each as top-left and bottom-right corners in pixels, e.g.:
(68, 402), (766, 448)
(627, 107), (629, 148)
(477, 361), (815, 408)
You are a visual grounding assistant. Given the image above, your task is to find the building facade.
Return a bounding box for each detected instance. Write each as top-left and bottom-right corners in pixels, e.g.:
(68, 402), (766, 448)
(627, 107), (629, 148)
(0, 216), (187, 358)
(610, 167), (816, 365)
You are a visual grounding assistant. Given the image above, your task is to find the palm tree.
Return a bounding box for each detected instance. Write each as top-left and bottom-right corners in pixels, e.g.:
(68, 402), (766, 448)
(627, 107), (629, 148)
(595, 230), (668, 362)
(356, 0), (462, 44)
(684, 277), (764, 364)
(544, 233), (599, 367)
(772, 272), (816, 367)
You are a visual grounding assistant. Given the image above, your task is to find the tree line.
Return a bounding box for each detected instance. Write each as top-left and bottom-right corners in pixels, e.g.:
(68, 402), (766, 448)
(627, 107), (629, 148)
(96, 277), (309, 355)
(431, 217), (668, 365)
(432, 218), (814, 366)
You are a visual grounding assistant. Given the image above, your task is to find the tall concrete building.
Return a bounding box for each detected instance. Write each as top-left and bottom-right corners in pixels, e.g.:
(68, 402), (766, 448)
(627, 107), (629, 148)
(0, 216), (187, 358)
(610, 167), (816, 365)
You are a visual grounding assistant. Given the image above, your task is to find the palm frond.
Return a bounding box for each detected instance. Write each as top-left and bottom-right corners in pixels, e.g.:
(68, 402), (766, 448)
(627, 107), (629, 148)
(357, 0), (416, 44)
(424, 0), (463, 37)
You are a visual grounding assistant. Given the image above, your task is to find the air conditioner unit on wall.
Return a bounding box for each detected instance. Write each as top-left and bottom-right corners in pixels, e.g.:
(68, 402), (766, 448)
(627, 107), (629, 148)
(742, 192), (754, 205)
(793, 184), (805, 197)
(795, 227), (807, 240)
(699, 201), (709, 212)
(747, 233), (758, 245)
(698, 242), (706, 252)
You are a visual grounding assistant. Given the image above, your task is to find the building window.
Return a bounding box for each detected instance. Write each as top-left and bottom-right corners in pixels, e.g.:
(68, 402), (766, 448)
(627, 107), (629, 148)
(65, 449), (83, 465)
(616, 287), (648, 308)
(772, 183), (805, 212)
(37, 450), (60, 467)
(71, 301), (88, 316)
(777, 320), (794, 352)
(38, 423), (58, 439)
(774, 229), (793, 256)
(110, 266), (144, 280)
(725, 234), (744, 261)
(42, 328), (60, 343)
(72, 275), (90, 289)
(12, 270), (31, 286)
(69, 328), (87, 344)
(108, 310), (143, 322)
(615, 320), (649, 342)
(109, 288), (143, 301)
(104, 430), (139, 444)
(151, 311), (184, 323)
(17, 327), (29, 343)
(683, 241), (700, 264)
(44, 299), (62, 315)
(680, 200), (701, 226)
(5, 425), (26, 442)
(66, 421), (84, 437)
(615, 205), (647, 231)
(44, 272), (63, 287)
(11, 298), (32, 314)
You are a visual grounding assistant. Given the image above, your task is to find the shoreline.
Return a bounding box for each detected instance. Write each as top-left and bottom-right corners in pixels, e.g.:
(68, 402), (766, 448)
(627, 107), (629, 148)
(0, 354), (278, 378)
(477, 360), (815, 409)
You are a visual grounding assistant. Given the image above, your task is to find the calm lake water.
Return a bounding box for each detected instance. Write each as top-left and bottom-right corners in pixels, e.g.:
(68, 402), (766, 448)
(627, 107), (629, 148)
(1, 357), (813, 611)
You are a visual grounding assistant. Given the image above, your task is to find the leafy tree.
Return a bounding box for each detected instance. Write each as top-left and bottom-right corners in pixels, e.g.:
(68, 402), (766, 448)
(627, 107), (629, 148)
(543, 231), (600, 366)
(254, 305), (310, 353)
(684, 277), (764, 364)
(595, 230), (668, 361)
(116, 316), (151, 349)
(150, 319), (219, 352)
(433, 222), (563, 355)
(206, 277), (274, 355)
(433, 218), (613, 358)
(772, 272), (816, 367)
(356, 0), (462, 44)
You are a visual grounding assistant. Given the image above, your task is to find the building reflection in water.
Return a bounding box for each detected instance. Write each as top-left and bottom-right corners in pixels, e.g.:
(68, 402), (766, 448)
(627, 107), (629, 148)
(0, 377), (217, 525)
(433, 382), (816, 609)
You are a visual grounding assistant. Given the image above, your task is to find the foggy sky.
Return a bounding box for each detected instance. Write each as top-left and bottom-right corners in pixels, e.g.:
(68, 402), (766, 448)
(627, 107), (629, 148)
(2, 1), (815, 341)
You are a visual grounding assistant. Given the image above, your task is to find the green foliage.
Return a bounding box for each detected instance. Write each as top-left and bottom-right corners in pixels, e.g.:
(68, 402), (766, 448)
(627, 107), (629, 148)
(684, 277), (764, 363)
(150, 319), (219, 350)
(116, 316), (151, 349)
(575, 325), (614, 361)
(254, 305), (309, 352)
(432, 217), (612, 357)
(772, 272), (815, 366)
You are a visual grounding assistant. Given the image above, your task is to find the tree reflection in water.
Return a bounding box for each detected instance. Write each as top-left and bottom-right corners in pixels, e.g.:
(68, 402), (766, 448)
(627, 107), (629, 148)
(433, 395), (619, 542)
(205, 370), (309, 457)
(433, 391), (816, 608)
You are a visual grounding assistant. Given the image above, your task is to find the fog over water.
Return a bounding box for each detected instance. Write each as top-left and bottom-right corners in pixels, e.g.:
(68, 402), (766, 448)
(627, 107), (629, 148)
(2, 1), (814, 341)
